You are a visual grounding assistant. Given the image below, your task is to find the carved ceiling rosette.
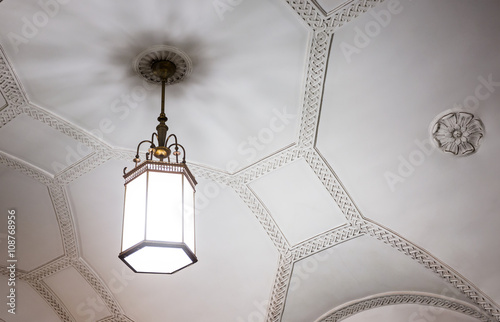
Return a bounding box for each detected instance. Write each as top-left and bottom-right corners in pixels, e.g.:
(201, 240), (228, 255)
(432, 112), (484, 156)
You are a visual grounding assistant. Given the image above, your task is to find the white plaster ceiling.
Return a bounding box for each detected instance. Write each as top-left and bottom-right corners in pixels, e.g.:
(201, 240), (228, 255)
(0, 0), (499, 322)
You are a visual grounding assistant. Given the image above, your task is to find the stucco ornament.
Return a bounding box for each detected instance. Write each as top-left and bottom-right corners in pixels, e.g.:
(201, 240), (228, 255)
(432, 112), (484, 156)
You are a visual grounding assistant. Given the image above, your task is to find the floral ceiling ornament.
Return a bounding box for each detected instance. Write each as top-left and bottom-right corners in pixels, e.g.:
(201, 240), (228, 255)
(431, 112), (484, 156)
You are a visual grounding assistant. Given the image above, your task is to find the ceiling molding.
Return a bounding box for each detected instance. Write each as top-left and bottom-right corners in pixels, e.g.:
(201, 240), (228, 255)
(284, 0), (325, 29)
(237, 184), (290, 253)
(23, 256), (71, 281)
(72, 259), (125, 317)
(298, 32), (332, 148)
(48, 185), (80, 259)
(311, 0), (356, 17)
(28, 280), (75, 322)
(22, 103), (109, 151)
(0, 46), (26, 110)
(323, 0), (385, 30)
(267, 251), (294, 322)
(361, 220), (500, 320)
(0, 150), (53, 185)
(54, 150), (113, 184)
(315, 292), (491, 322)
(291, 225), (362, 261)
(0, 105), (19, 127)
(234, 145), (301, 184)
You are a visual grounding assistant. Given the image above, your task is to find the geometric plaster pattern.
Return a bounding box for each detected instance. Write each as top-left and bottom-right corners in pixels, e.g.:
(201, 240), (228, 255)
(316, 292), (491, 322)
(0, 1), (499, 322)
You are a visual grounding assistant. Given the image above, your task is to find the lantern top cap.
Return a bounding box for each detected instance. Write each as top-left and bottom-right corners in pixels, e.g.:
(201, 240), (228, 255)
(123, 160), (197, 187)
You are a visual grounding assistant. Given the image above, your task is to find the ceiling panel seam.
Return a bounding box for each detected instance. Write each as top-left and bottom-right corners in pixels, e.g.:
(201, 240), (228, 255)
(306, 138), (500, 319)
(298, 30), (333, 148)
(0, 46), (27, 109)
(0, 150), (53, 185)
(72, 259), (125, 317)
(48, 185), (79, 260)
(55, 150), (113, 185)
(284, 0), (324, 29)
(362, 221), (500, 320)
(22, 103), (109, 151)
(291, 225), (362, 261)
(268, 1), (500, 321)
(264, 227), (363, 321)
(316, 292), (491, 322)
(235, 145), (301, 184)
(305, 149), (363, 224)
(235, 184), (290, 253)
(28, 280), (75, 322)
(23, 256), (71, 281)
(323, 0), (385, 30)
(0, 105), (21, 128)
(267, 251), (294, 322)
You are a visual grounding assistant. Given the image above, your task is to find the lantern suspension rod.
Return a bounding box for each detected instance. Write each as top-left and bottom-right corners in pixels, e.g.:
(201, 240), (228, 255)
(160, 80), (166, 117)
(150, 60), (176, 160)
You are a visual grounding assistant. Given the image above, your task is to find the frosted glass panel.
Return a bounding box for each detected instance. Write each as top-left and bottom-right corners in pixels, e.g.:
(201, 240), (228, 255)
(125, 246), (193, 274)
(146, 172), (183, 242)
(122, 174), (147, 251)
(183, 176), (195, 252)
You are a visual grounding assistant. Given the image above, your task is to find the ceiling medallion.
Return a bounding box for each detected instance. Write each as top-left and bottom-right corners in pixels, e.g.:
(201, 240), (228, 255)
(431, 111), (484, 156)
(133, 45), (193, 84)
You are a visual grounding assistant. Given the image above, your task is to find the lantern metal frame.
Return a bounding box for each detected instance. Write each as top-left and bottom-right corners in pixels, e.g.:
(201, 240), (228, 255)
(119, 52), (197, 274)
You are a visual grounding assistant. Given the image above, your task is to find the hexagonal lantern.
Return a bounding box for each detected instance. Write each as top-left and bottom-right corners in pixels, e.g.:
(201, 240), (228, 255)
(119, 161), (197, 274)
(119, 46), (197, 274)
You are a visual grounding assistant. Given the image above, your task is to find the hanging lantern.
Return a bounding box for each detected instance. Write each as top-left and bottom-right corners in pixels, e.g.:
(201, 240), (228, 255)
(119, 46), (197, 274)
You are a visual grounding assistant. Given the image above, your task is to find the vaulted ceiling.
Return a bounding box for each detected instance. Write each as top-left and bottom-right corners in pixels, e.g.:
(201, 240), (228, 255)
(0, 0), (499, 321)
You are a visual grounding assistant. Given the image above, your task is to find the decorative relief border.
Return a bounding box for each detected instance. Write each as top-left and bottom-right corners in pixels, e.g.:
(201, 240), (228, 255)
(0, 150), (54, 185)
(291, 225), (362, 261)
(316, 292), (491, 322)
(73, 259), (124, 317)
(361, 220), (500, 320)
(297, 31), (332, 148)
(236, 185), (290, 254)
(267, 252), (294, 322)
(28, 280), (75, 322)
(23, 256), (72, 282)
(0, 47), (26, 109)
(234, 145), (300, 185)
(22, 104), (108, 151)
(0, 105), (21, 127)
(55, 150), (113, 185)
(323, 0), (384, 30)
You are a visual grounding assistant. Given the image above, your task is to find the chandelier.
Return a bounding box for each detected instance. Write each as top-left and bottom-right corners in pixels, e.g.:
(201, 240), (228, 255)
(119, 46), (197, 274)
